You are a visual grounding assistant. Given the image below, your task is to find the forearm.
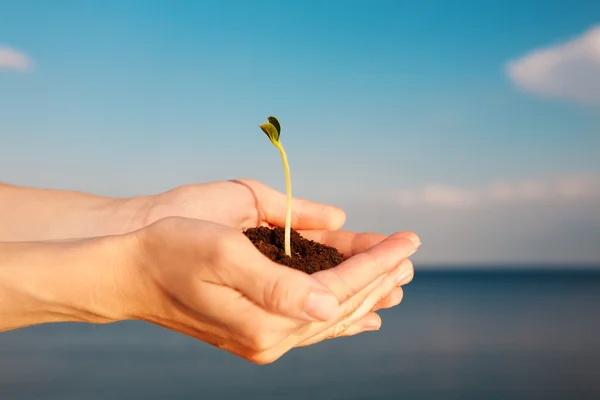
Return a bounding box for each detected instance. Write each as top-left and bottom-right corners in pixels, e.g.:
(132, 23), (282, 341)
(0, 182), (150, 241)
(0, 237), (131, 332)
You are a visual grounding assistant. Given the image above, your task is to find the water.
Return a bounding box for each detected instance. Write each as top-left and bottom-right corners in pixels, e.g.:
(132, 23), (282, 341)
(1, 269), (599, 400)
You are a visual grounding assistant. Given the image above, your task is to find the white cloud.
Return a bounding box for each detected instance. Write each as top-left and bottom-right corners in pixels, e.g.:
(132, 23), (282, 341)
(393, 174), (600, 209)
(506, 25), (600, 105)
(0, 46), (32, 71)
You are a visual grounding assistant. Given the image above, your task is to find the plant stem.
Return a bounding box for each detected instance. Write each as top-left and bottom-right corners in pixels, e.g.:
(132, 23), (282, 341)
(275, 142), (292, 257)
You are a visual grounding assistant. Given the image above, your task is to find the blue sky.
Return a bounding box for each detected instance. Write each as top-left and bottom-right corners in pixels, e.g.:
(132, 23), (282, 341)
(1, 0), (599, 266)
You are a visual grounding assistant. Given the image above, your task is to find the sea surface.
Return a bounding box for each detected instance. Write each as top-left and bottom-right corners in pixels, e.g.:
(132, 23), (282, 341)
(1, 269), (599, 400)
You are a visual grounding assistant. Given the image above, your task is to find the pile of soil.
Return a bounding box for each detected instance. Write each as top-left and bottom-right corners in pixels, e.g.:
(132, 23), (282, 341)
(244, 226), (344, 274)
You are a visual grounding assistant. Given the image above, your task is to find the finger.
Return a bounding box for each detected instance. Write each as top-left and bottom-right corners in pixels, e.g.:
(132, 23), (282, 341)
(312, 234), (419, 304)
(297, 312), (382, 346)
(258, 270), (387, 355)
(331, 261), (410, 328)
(299, 230), (420, 259)
(226, 240), (342, 323)
(232, 236), (417, 363)
(299, 230), (384, 259)
(328, 312), (382, 337)
(297, 260), (411, 347)
(242, 179), (346, 230)
(372, 287), (404, 311)
(340, 312), (382, 335)
(260, 258), (408, 356)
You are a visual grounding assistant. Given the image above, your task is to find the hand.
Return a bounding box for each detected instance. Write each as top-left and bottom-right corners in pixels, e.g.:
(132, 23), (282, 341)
(117, 217), (419, 364)
(137, 179), (347, 232)
(129, 179), (412, 316)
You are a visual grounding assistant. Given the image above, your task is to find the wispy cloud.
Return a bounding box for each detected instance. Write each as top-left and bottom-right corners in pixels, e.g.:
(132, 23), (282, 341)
(0, 46), (32, 71)
(393, 174), (600, 209)
(506, 25), (600, 106)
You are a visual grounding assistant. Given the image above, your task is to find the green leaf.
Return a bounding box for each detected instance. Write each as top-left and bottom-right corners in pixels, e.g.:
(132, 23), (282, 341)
(259, 122), (280, 144)
(267, 116), (281, 135)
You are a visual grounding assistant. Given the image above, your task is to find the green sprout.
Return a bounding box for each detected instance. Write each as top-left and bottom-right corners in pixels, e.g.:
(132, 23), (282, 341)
(259, 116), (292, 257)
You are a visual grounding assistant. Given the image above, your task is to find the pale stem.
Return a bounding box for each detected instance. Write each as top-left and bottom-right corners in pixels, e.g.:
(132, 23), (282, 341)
(275, 142), (292, 257)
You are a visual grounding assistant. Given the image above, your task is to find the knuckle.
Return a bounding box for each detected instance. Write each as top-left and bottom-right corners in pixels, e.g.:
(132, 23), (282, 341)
(376, 290), (390, 305)
(348, 295), (366, 314)
(339, 325), (363, 337)
(211, 232), (235, 255)
(203, 233), (248, 284)
(327, 268), (360, 302)
(263, 274), (292, 314)
(348, 276), (386, 313)
(210, 231), (244, 264)
(144, 216), (177, 240)
(337, 295), (364, 321)
(396, 260), (415, 286)
(329, 322), (351, 339)
(247, 350), (282, 365)
(154, 215), (185, 230)
(248, 329), (279, 352)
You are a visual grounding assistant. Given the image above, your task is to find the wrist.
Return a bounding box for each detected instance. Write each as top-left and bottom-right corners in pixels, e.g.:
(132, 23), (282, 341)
(0, 235), (137, 331)
(92, 195), (154, 237)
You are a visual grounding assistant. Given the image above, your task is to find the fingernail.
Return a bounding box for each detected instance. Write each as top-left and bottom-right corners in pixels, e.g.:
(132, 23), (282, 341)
(304, 290), (340, 321)
(408, 237), (422, 248)
(395, 270), (412, 285)
(406, 241), (421, 257)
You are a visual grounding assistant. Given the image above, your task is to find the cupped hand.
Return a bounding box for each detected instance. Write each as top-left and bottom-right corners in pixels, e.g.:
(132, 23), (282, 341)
(133, 179), (412, 316)
(138, 179), (347, 232)
(118, 217), (419, 364)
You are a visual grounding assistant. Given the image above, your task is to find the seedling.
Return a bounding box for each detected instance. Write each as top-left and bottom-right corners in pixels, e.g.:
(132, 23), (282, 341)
(259, 116), (292, 257)
(245, 117), (345, 272)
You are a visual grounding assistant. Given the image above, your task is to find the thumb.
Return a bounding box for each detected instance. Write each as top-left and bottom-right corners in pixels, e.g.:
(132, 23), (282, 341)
(242, 179), (346, 230)
(231, 249), (341, 322)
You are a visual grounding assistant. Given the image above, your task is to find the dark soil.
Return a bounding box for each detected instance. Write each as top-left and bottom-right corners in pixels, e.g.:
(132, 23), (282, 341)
(244, 226), (344, 274)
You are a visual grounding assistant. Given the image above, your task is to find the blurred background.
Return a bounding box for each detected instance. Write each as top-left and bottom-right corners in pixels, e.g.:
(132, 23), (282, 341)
(1, 0), (599, 399)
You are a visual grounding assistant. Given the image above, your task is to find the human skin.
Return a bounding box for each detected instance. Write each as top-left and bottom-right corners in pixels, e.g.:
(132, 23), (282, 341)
(0, 179), (415, 312)
(0, 179), (420, 362)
